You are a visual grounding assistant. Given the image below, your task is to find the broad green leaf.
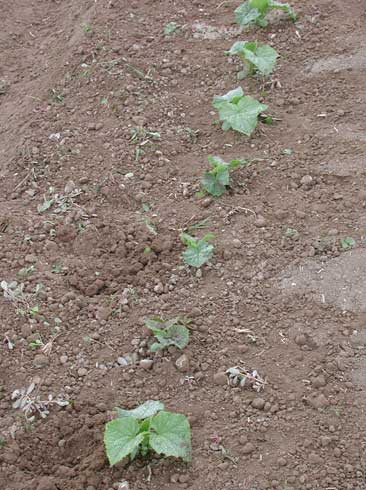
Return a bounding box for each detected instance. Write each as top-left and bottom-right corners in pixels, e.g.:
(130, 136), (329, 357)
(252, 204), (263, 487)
(213, 89), (268, 136)
(244, 44), (278, 75)
(166, 324), (190, 349)
(115, 400), (165, 419)
(104, 418), (144, 466)
(149, 411), (192, 462)
(202, 171), (226, 196)
(250, 0), (269, 12)
(235, 2), (262, 26)
(180, 233), (197, 248)
(268, 0), (297, 21)
(228, 41), (278, 76)
(182, 238), (214, 268)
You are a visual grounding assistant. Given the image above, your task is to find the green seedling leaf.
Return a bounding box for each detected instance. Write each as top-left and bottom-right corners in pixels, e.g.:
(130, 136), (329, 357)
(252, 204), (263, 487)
(149, 411), (192, 462)
(340, 237), (356, 250)
(282, 148), (293, 155)
(213, 87), (268, 136)
(145, 317), (190, 351)
(164, 22), (179, 35)
(180, 233), (214, 268)
(104, 417), (145, 466)
(115, 400), (165, 420)
(104, 402), (192, 466)
(235, 0), (296, 27)
(202, 155), (247, 197)
(227, 41), (278, 76)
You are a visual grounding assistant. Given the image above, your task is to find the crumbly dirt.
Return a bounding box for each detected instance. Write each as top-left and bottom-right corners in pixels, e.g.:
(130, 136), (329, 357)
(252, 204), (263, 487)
(1, 1), (366, 489)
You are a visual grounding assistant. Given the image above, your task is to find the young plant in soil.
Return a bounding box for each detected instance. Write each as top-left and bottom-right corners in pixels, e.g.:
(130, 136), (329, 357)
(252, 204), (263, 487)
(104, 400), (191, 465)
(235, 0), (297, 27)
(180, 233), (214, 268)
(226, 41), (278, 79)
(145, 317), (190, 352)
(213, 87), (268, 136)
(202, 155), (248, 197)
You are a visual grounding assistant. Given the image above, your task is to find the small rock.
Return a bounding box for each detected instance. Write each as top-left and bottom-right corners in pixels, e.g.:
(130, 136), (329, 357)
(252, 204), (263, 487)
(308, 394), (328, 409)
(78, 368), (88, 377)
(295, 334), (307, 346)
(140, 359), (153, 370)
(175, 354), (190, 372)
(254, 215), (267, 227)
(300, 175), (313, 186)
(179, 474), (189, 483)
(320, 436), (331, 447)
(241, 442), (255, 455)
(117, 357), (129, 366)
(25, 254), (37, 263)
(60, 355), (68, 364)
(201, 197), (213, 208)
(96, 307), (112, 321)
(213, 372), (227, 385)
(36, 477), (57, 490)
(232, 238), (241, 248)
(33, 354), (49, 368)
(277, 457), (287, 467)
(251, 398), (265, 410)
(312, 375), (326, 388)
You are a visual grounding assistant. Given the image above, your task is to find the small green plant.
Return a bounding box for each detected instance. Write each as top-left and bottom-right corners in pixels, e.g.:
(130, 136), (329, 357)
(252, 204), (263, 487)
(235, 0), (297, 27)
(104, 400), (191, 466)
(340, 237), (356, 250)
(164, 22), (179, 35)
(17, 265), (35, 280)
(0, 436), (6, 448)
(180, 233), (214, 268)
(202, 155), (247, 197)
(145, 317), (190, 352)
(213, 87), (267, 136)
(82, 23), (93, 34)
(227, 41), (278, 79)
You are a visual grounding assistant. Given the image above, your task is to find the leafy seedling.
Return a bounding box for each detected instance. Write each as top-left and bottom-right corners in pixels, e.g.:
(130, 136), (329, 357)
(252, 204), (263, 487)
(213, 87), (268, 136)
(235, 0), (297, 28)
(202, 155), (247, 197)
(227, 41), (278, 78)
(180, 233), (214, 268)
(104, 400), (191, 466)
(340, 237), (356, 250)
(145, 317), (190, 352)
(164, 22), (179, 35)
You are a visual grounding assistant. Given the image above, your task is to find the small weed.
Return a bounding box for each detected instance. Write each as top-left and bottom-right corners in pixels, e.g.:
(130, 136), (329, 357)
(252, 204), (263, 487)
(180, 233), (215, 268)
(285, 227), (298, 238)
(340, 237), (356, 250)
(164, 22), (179, 35)
(104, 400), (191, 465)
(177, 127), (200, 143)
(12, 382), (69, 422)
(17, 265), (35, 280)
(0, 436), (6, 448)
(50, 89), (65, 104)
(82, 23), (93, 34)
(145, 317), (190, 352)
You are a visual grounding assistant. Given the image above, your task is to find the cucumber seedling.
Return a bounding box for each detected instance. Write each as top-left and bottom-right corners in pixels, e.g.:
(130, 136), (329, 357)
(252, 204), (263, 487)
(104, 400), (192, 465)
(145, 317), (190, 352)
(235, 0), (297, 28)
(227, 41), (278, 79)
(213, 87), (268, 136)
(202, 155), (248, 197)
(180, 233), (214, 268)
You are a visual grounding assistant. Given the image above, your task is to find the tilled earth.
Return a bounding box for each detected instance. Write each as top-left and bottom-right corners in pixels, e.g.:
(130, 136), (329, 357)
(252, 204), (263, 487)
(1, 0), (366, 489)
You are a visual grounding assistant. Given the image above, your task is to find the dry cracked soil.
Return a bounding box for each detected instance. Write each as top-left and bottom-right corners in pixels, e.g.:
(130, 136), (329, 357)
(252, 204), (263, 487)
(1, 0), (366, 489)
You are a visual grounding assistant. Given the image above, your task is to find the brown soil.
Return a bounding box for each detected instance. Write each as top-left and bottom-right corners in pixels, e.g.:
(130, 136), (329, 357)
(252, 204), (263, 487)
(1, 1), (366, 489)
